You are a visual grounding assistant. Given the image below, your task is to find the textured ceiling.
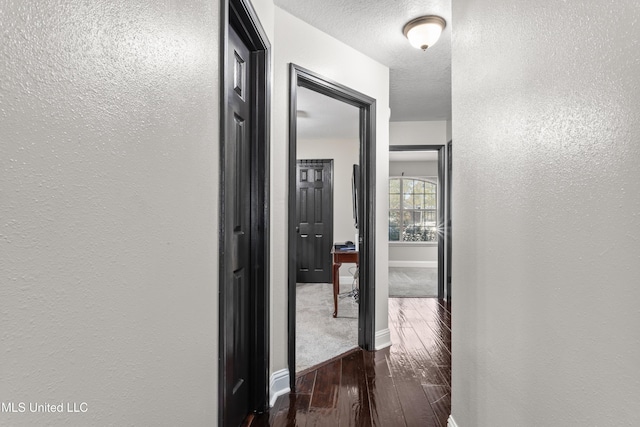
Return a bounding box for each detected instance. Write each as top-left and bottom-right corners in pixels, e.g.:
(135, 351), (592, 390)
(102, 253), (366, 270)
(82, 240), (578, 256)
(297, 86), (360, 140)
(274, 0), (452, 121)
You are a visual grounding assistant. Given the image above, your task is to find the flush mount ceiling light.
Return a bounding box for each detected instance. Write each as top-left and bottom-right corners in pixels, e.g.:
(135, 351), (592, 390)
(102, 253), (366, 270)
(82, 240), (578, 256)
(403, 15), (446, 51)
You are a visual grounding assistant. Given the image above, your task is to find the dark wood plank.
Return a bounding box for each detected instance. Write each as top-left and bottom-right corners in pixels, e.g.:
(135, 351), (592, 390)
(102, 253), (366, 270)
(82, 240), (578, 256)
(387, 323), (440, 426)
(310, 359), (341, 408)
(418, 358), (448, 386)
(296, 370), (317, 395)
(391, 298), (428, 323)
(409, 298), (451, 331)
(393, 323), (434, 366)
(435, 298), (452, 314)
(306, 358), (341, 426)
(394, 329), (443, 384)
(423, 385), (451, 427)
(338, 350), (372, 426)
(363, 348), (406, 426)
(285, 393), (312, 427)
(413, 317), (451, 357)
(404, 298), (451, 331)
(251, 391), (312, 427)
(253, 298), (452, 427)
(296, 348), (360, 379)
(407, 299), (451, 344)
(437, 366), (451, 387)
(249, 393), (287, 427)
(420, 334), (451, 367)
(427, 319), (451, 348)
(410, 317), (451, 363)
(390, 312), (448, 385)
(387, 298), (411, 328)
(241, 413), (255, 427)
(305, 407), (337, 427)
(432, 301), (452, 330)
(402, 301), (450, 367)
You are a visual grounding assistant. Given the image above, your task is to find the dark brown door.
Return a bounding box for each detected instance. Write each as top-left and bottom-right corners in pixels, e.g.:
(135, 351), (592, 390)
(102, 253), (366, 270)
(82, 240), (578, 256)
(223, 25), (251, 427)
(296, 159), (333, 283)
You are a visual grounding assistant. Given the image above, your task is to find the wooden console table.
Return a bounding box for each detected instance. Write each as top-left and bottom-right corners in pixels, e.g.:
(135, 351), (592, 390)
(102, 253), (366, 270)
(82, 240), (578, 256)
(331, 247), (359, 318)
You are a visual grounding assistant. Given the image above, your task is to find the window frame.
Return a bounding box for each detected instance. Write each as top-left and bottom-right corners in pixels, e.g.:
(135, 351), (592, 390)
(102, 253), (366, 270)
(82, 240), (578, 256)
(389, 175), (438, 245)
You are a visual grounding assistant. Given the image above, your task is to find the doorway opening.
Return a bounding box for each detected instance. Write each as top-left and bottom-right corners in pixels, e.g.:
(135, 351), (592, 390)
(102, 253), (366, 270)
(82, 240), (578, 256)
(288, 65), (376, 389)
(294, 88), (357, 373)
(388, 145), (448, 300)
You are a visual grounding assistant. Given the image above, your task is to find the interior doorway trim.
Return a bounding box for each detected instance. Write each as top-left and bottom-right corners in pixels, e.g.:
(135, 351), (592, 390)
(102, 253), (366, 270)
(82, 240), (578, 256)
(288, 64), (377, 390)
(389, 144), (446, 298)
(219, 0), (271, 424)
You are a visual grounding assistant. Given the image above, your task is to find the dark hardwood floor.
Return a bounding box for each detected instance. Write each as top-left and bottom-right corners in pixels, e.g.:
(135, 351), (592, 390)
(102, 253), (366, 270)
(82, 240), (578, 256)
(250, 298), (451, 427)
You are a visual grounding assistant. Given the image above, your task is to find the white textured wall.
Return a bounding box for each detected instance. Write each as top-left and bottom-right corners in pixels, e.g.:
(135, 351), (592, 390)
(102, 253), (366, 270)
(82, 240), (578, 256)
(297, 138), (359, 243)
(273, 7), (390, 368)
(251, 0), (275, 38)
(451, 1), (640, 426)
(389, 160), (438, 177)
(390, 121), (448, 146)
(0, 1), (220, 425)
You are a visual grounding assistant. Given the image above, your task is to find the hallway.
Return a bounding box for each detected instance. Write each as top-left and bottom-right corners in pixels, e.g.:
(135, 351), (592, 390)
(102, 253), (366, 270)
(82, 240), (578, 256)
(250, 298), (451, 426)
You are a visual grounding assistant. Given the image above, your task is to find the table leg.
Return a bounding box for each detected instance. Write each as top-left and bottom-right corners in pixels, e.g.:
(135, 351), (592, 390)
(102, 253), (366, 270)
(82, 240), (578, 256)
(332, 261), (341, 318)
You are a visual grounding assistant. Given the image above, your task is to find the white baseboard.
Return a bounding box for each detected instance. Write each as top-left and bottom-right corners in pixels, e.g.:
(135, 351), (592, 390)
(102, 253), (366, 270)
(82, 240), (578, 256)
(389, 260), (437, 268)
(374, 328), (391, 350)
(447, 415), (459, 427)
(269, 369), (290, 407)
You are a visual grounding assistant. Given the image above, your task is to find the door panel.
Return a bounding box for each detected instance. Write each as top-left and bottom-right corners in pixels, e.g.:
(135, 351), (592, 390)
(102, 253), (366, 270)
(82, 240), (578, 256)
(296, 160), (333, 283)
(223, 25), (251, 427)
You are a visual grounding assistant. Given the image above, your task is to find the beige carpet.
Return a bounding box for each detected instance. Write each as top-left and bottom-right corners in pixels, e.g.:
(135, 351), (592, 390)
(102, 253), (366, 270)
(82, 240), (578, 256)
(296, 281), (358, 373)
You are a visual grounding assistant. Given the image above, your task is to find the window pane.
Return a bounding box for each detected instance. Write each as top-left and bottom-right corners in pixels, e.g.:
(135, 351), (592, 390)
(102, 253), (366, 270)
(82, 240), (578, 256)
(389, 178), (401, 194)
(389, 177), (438, 243)
(402, 210), (413, 226)
(389, 210), (400, 226)
(403, 193), (414, 209)
(402, 211), (419, 241)
(425, 194), (436, 208)
(425, 210), (436, 222)
(389, 226), (400, 241)
(402, 217), (437, 242)
(413, 180), (425, 194)
(403, 179), (414, 194)
(389, 210), (400, 241)
(389, 194), (401, 209)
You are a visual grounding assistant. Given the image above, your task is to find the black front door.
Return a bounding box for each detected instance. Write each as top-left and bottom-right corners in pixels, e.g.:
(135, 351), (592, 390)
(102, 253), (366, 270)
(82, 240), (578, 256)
(222, 25), (252, 427)
(296, 159), (333, 283)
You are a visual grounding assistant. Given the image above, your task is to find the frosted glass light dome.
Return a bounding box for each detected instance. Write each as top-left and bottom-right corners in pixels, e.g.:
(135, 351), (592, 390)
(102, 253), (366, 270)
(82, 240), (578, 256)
(403, 16), (446, 51)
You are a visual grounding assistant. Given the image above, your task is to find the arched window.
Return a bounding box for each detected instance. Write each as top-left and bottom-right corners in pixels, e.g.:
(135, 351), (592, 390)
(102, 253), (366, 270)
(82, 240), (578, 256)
(389, 177), (437, 242)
